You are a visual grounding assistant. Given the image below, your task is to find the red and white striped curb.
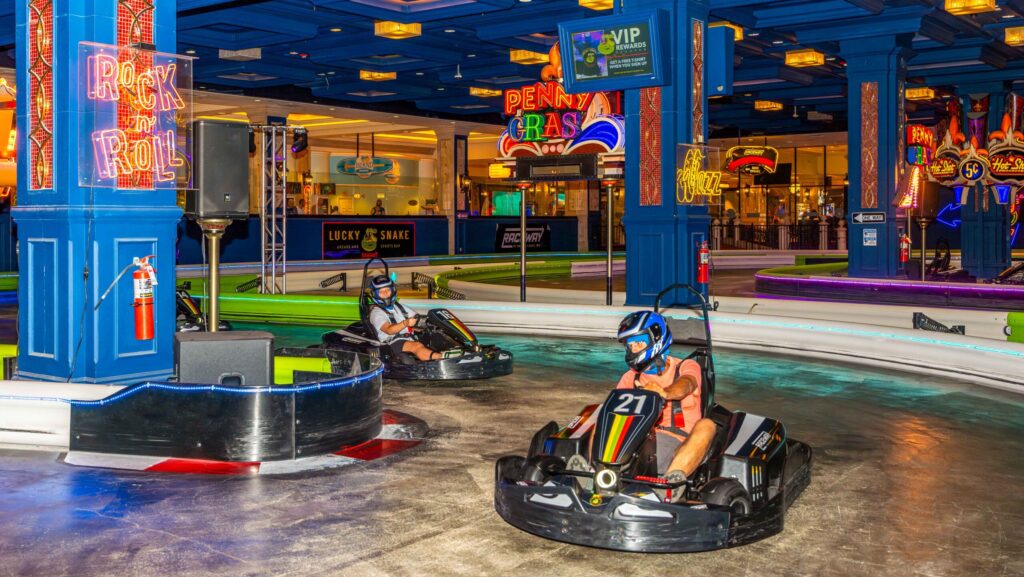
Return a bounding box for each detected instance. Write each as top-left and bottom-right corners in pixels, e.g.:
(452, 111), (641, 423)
(61, 410), (427, 476)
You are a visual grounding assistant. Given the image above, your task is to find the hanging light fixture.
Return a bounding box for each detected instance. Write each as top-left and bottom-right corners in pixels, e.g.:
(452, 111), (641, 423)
(709, 21), (743, 42)
(754, 100), (784, 112)
(1006, 26), (1024, 46)
(359, 70), (397, 81)
(785, 48), (826, 67)
(944, 0), (996, 15)
(470, 87), (502, 98)
(509, 49), (549, 65)
(374, 21), (422, 39)
(905, 87), (936, 101)
(578, 0), (615, 10)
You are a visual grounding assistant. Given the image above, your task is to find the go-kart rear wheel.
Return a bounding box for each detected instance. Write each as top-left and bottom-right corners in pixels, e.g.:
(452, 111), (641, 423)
(701, 478), (752, 516)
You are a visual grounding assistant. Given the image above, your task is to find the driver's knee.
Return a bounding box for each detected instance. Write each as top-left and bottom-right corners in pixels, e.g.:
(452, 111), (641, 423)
(691, 418), (717, 442)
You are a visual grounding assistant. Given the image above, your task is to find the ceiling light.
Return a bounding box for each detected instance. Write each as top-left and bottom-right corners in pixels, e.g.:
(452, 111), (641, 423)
(374, 21), (422, 39)
(578, 0), (614, 9)
(467, 54), (476, 58)
(359, 70), (397, 81)
(509, 49), (549, 65)
(415, 72), (425, 76)
(1004, 13), (1016, 18)
(748, 32), (760, 37)
(454, 64), (463, 80)
(709, 21), (743, 42)
(438, 87), (445, 91)
(906, 87), (936, 100)
(470, 86), (502, 97)
(289, 51), (299, 55)
(785, 48), (826, 67)
(254, 99), (262, 102)
(754, 100), (784, 112)
(328, 71), (336, 75)
(944, 0), (996, 15)
(330, 27), (342, 32)
(772, 40), (784, 45)
(444, 29), (456, 33)
(1006, 26), (1024, 45)
(185, 49), (196, 54)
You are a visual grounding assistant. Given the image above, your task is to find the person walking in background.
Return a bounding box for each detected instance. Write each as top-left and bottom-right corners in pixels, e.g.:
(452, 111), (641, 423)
(371, 199), (386, 216)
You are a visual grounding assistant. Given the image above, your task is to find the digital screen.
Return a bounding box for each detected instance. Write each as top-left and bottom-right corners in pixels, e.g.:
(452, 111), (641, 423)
(568, 23), (652, 82)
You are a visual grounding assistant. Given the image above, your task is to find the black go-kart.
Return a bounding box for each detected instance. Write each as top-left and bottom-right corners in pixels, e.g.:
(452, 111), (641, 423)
(176, 284), (232, 332)
(987, 261), (1024, 285)
(321, 257), (513, 381)
(494, 284), (812, 553)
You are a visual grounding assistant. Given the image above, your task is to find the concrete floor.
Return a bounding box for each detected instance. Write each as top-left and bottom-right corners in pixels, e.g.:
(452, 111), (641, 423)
(0, 333), (1022, 577)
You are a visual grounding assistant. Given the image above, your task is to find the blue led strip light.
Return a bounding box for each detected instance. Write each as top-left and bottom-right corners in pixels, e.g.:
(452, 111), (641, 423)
(0, 365), (384, 407)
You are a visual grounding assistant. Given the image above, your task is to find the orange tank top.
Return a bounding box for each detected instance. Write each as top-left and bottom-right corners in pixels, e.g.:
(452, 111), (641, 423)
(616, 356), (703, 435)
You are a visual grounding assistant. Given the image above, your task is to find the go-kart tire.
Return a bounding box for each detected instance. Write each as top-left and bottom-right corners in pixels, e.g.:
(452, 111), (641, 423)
(701, 478), (752, 517)
(528, 421), (559, 459)
(522, 454), (566, 484)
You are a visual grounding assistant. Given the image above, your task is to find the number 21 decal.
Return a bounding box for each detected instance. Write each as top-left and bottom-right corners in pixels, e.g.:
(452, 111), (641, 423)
(612, 393), (647, 414)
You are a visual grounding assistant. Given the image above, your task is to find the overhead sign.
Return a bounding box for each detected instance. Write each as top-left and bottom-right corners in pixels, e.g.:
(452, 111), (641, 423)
(335, 155), (400, 185)
(323, 222), (416, 260)
(852, 212), (886, 224)
(79, 42), (192, 189)
(558, 10), (668, 94)
(724, 146), (778, 175)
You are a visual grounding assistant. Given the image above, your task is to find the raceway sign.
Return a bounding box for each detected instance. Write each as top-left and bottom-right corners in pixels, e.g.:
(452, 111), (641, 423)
(495, 223), (552, 252)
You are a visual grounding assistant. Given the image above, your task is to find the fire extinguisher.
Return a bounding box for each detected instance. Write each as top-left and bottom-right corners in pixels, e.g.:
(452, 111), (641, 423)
(697, 240), (710, 284)
(899, 234), (911, 264)
(132, 256), (157, 341)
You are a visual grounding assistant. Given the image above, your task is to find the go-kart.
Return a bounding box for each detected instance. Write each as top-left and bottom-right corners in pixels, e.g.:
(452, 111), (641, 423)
(494, 284), (812, 553)
(987, 261), (1024, 285)
(321, 257), (513, 381)
(176, 283), (232, 332)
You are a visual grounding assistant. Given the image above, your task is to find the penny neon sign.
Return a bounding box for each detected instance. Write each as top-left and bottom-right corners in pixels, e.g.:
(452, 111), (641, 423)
(86, 53), (185, 183)
(504, 82), (598, 143)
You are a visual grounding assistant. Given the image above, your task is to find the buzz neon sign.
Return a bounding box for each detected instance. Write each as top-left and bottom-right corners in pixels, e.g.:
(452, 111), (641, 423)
(85, 52), (185, 183)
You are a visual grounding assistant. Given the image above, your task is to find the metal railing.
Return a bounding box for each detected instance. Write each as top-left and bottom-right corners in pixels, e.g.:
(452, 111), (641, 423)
(319, 272), (348, 291)
(235, 277), (260, 293)
(712, 222), (844, 251)
(411, 272), (466, 300)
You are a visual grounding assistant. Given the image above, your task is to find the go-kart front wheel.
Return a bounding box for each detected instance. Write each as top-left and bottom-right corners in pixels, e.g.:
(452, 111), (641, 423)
(700, 478), (752, 516)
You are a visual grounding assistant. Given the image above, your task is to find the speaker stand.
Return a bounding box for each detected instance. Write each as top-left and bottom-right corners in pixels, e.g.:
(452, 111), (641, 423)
(198, 218), (231, 332)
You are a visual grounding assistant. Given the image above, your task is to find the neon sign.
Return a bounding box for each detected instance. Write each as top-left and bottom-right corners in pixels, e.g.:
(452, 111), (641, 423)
(724, 145), (778, 175)
(676, 147), (722, 204)
(79, 43), (192, 189)
(898, 165), (922, 209)
(504, 83), (594, 116)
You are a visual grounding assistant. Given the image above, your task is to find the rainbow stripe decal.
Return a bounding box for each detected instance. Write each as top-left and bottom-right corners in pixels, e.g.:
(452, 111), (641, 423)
(601, 413), (636, 463)
(445, 315), (476, 343)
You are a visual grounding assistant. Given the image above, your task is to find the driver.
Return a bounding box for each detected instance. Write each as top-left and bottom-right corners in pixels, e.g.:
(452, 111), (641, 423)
(367, 275), (442, 362)
(616, 311), (717, 495)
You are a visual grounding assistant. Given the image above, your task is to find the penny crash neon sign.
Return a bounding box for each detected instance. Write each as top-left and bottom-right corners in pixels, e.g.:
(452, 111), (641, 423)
(504, 83), (596, 143)
(86, 53), (185, 182)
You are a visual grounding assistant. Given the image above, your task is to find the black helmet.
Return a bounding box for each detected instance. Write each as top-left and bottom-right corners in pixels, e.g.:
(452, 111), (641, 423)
(617, 311), (673, 372)
(369, 274), (397, 308)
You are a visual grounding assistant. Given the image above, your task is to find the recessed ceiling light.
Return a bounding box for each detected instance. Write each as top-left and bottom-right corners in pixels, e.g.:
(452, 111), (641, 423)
(826, 56), (836, 61)
(254, 98), (262, 102)
(467, 54), (476, 58)
(329, 107), (336, 110)
(330, 27), (342, 32)
(748, 32), (760, 37)
(393, 115), (400, 118)
(444, 28), (456, 33)
(328, 71), (336, 75)
(289, 51), (299, 55)
(313, 100), (319, 103)
(185, 49), (196, 54)
(1004, 13), (1015, 18)
(519, 0), (531, 3)
(438, 87), (445, 91)
(415, 71), (424, 76)
(772, 40), (784, 45)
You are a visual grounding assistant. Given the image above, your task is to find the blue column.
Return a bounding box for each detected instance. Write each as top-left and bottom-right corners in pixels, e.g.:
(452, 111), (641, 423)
(956, 83), (1012, 280)
(15, 0), (180, 383)
(842, 35), (910, 279)
(623, 0), (710, 307)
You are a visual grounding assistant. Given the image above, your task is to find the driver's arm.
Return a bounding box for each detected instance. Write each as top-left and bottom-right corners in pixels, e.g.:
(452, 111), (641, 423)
(378, 316), (415, 335)
(661, 360), (700, 399)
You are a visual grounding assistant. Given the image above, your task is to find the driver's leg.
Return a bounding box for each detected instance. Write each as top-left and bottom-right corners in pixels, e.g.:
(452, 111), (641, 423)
(402, 340), (440, 361)
(665, 418), (716, 477)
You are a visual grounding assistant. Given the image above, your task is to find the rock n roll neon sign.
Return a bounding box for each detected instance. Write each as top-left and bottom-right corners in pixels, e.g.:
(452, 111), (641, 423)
(87, 54), (185, 182)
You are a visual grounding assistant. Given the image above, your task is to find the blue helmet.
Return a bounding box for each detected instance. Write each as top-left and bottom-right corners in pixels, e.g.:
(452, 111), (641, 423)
(617, 311), (673, 372)
(369, 274), (397, 309)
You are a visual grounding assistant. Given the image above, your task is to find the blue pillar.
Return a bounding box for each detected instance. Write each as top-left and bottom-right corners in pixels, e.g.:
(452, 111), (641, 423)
(842, 35), (910, 279)
(15, 0), (180, 383)
(623, 0), (710, 306)
(956, 83), (1012, 280)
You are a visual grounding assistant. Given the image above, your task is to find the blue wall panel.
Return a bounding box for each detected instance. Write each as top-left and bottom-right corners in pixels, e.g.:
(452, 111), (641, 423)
(455, 218), (579, 254)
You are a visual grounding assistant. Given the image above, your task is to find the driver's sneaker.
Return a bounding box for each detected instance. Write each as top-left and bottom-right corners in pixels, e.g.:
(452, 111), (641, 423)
(441, 349), (465, 359)
(664, 470), (689, 504)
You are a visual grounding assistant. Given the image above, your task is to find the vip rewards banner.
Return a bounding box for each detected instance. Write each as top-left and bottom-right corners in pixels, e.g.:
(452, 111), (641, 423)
(323, 221), (416, 259)
(495, 223), (552, 252)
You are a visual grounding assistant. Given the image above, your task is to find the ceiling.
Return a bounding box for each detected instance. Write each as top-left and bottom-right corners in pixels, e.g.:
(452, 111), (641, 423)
(2, 0), (1024, 137)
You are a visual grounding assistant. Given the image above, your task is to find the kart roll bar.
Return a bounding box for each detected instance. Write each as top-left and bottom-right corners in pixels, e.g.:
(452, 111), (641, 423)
(654, 283), (716, 415)
(359, 257), (391, 335)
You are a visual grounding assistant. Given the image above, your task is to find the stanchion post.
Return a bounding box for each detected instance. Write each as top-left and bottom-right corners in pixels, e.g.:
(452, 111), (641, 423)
(516, 181), (532, 302)
(197, 219), (231, 332)
(601, 179), (619, 306)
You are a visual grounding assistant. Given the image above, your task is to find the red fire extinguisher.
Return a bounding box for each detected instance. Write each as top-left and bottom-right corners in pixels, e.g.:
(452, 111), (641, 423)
(899, 234), (911, 264)
(697, 240), (710, 284)
(132, 256), (157, 341)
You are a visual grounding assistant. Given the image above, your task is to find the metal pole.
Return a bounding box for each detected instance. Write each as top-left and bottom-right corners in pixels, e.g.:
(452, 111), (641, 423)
(259, 128), (267, 294)
(199, 219), (230, 332)
(520, 183), (528, 302)
(918, 217), (931, 281)
(605, 181), (614, 306)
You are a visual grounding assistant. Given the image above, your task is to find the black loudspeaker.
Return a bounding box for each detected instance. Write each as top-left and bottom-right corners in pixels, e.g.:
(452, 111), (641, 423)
(187, 120), (250, 219)
(176, 331), (274, 387)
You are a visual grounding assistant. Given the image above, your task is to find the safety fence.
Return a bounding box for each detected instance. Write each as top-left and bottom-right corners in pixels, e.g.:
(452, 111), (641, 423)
(411, 271), (466, 300)
(711, 222), (844, 251)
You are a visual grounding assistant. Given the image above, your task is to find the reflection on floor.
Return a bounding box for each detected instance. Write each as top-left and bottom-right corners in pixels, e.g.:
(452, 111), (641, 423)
(0, 333), (1021, 576)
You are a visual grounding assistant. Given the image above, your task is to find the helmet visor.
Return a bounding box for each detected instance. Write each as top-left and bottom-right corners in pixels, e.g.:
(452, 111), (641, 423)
(623, 333), (650, 353)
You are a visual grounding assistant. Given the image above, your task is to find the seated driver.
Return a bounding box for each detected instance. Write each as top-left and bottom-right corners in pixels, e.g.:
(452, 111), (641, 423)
(616, 311), (717, 496)
(368, 275), (442, 362)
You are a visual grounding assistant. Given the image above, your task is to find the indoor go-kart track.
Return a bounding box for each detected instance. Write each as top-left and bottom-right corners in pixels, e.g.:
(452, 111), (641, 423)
(1, 321), (1022, 577)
